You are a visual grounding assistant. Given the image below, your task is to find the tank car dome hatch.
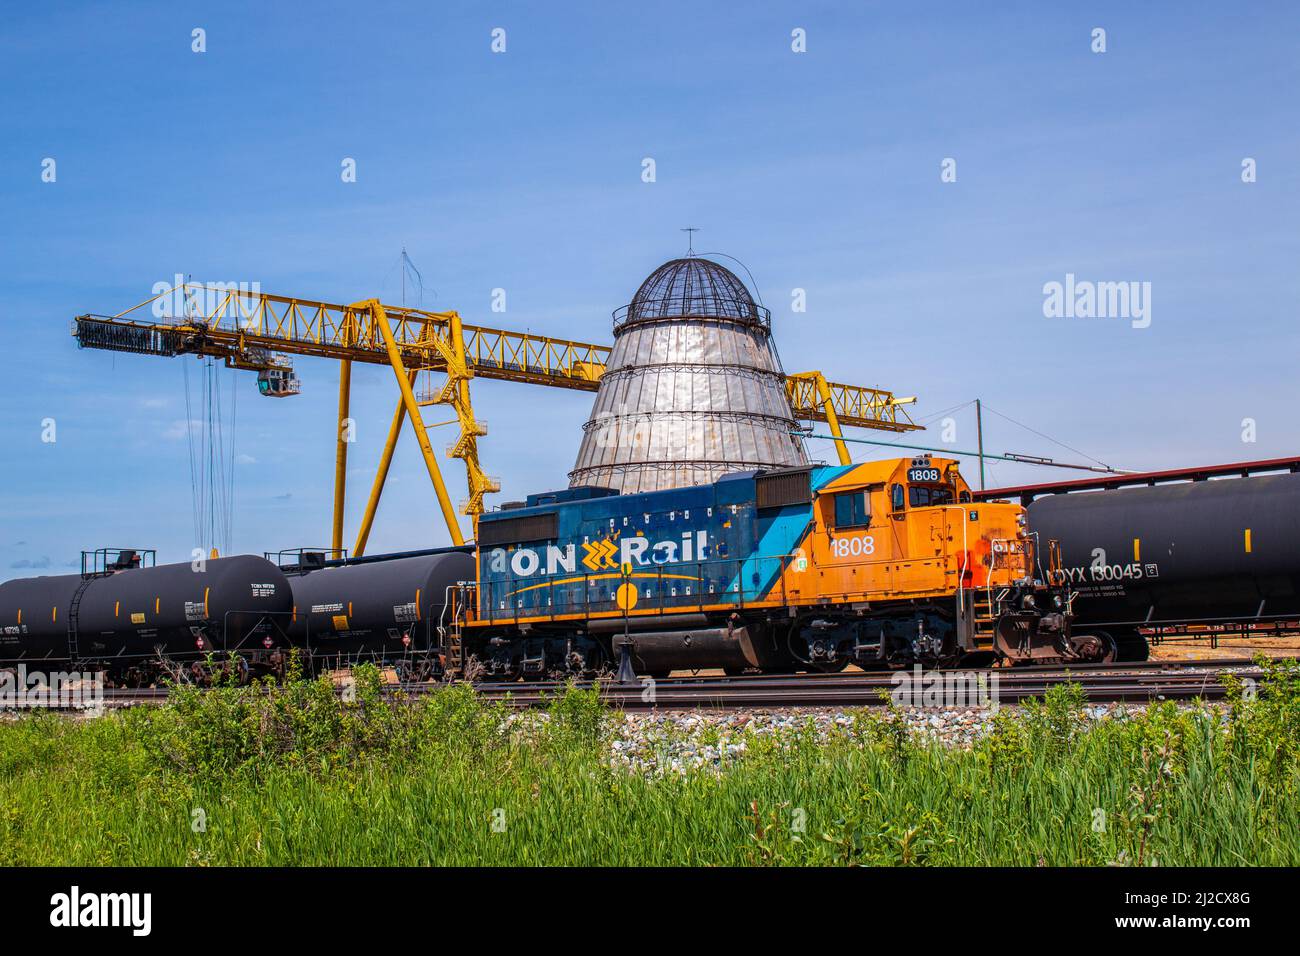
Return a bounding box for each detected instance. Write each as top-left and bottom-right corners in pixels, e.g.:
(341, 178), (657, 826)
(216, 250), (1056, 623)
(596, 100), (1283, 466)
(569, 255), (808, 495)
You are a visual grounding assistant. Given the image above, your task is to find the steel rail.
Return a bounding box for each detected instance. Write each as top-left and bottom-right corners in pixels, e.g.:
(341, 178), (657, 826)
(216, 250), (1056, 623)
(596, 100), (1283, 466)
(21, 659), (1271, 711)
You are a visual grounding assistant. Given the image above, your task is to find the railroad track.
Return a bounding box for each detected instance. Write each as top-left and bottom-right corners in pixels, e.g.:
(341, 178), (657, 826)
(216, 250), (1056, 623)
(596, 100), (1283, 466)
(10, 657), (1266, 712)
(464, 664), (1256, 710)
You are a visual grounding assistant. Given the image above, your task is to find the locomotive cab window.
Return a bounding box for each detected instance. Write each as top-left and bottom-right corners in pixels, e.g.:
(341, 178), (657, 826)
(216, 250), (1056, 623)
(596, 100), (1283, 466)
(833, 490), (871, 528)
(909, 485), (954, 508)
(890, 484), (906, 512)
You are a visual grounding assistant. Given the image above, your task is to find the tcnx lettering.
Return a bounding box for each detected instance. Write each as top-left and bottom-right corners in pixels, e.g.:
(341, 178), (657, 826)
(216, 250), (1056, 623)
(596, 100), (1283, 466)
(488, 531), (709, 579)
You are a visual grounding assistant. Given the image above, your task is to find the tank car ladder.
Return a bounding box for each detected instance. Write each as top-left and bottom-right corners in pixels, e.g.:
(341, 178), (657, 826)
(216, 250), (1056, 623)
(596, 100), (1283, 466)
(65, 575), (96, 663)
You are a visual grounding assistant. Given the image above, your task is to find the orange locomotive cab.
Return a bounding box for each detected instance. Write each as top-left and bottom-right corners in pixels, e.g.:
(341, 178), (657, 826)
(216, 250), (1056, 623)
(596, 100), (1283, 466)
(773, 455), (1100, 668)
(781, 456), (1026, 597)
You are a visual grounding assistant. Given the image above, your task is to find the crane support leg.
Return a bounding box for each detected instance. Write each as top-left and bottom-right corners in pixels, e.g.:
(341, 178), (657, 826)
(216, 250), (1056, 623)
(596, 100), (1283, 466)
(331, 359), (352, 558)
(813, 372), (852, 466)
(362, 300), (466, 546)
(353, 369), (417, 557)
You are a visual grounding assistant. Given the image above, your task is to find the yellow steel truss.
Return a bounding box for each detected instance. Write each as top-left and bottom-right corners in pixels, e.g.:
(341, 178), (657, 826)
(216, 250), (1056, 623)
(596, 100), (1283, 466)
(73, 285), (920, 551)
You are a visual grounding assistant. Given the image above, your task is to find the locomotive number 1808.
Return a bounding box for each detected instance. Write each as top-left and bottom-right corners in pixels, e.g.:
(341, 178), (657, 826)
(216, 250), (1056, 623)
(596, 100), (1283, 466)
(831, 535), (875, 558)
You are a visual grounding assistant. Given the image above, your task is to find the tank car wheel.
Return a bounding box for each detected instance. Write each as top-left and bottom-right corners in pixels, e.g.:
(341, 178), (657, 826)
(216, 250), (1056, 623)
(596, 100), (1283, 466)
(1064, 631), (1118, 664)
(1101, 632), (1120, 663)
(1113, 628), (1150, 662)
(1089, 632), (1119, 664)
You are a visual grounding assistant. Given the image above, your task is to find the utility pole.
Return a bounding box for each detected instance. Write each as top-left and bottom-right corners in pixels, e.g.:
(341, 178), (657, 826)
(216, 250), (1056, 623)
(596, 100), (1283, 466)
(975, 398), (985, 491)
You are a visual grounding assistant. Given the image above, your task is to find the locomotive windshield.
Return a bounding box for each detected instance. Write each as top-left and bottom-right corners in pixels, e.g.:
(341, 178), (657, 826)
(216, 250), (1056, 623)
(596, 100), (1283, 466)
(909, 485), (954, 507)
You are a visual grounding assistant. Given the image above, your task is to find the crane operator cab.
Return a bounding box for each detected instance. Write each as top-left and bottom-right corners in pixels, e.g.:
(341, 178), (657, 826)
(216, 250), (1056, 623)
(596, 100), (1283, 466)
(256, 362), (301, 398)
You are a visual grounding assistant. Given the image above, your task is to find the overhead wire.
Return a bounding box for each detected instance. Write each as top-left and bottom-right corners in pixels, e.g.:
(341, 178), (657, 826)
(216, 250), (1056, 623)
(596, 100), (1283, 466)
(980, 402), (1111, 469)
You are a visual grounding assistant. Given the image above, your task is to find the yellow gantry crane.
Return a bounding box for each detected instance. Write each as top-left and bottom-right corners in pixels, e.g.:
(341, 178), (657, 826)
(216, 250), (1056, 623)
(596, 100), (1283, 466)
(73, 285), (920, 554)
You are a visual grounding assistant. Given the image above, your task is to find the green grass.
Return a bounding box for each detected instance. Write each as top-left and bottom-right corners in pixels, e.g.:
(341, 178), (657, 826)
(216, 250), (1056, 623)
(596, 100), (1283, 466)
(1, 656), (1297, 866)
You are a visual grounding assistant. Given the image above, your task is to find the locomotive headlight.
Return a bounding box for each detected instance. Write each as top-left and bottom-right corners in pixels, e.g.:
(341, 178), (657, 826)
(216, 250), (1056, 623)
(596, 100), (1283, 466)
(1016, 514), (1028, 527)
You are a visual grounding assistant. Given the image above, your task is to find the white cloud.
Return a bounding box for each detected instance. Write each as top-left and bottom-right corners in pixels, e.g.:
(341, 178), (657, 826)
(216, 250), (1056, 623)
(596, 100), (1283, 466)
(161, 419), (199, 440)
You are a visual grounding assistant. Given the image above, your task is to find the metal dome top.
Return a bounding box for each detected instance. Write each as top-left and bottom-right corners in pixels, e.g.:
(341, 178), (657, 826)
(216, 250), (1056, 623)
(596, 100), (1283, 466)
(613, 256), (771, 330)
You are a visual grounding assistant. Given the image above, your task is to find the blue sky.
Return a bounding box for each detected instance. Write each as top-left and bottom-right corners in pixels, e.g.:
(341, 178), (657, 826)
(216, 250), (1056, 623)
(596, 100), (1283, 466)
(2, 1), (1298, 579)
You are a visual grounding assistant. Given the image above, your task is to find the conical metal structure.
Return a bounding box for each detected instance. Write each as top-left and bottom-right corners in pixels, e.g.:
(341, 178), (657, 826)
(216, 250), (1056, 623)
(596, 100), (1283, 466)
(569, 257), (808, 494)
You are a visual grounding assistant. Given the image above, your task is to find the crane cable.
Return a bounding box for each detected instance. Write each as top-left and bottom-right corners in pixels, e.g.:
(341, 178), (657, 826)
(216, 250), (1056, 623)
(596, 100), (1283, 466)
(180, 284), (238, 557)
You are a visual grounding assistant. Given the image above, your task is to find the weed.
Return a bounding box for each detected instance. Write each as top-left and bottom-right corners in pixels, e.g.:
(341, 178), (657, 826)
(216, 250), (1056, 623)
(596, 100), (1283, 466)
(0, 673), (1296, 865)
